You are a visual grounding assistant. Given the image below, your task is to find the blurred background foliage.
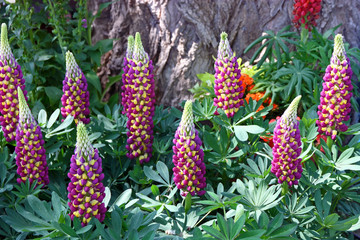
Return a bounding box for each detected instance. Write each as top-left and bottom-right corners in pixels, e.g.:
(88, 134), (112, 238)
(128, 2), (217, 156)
(0, 0), (117, 119)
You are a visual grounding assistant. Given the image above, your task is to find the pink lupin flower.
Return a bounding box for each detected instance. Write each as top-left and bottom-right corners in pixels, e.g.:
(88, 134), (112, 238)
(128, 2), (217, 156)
(172, 100), (206, 196)
(316, 34), (353, 140)
(271, 96), (303, 187)
(67, 122), (107, 226)
(0, 23), (27, 141)
(213, 32), (243, 118)
(61, 51), (90, 124)
(123, 33), (156, 164)
(15, 87), (49, 187)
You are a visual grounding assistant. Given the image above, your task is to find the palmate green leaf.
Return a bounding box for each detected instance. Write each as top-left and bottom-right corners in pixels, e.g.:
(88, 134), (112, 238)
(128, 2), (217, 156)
(59, 223), (77, 237)
(46, 114), (74, 138)
(266, 214), (283, 236)
(151, 185), (160, 196)
(334, 147), (360, 171)
(234, 125), (265, 142)
(143, 166), (167, 185)
(314, 190), (332, 220)
(236, 179), (282, 216)
(238, 229), (265, 239)
(274, 41), (282, 69)
(258, 212), (269, 229)
(244, 35), (270, 54)
(234, 126), (248, 141)
(204, 131), (221, 153)
(275, 59), (316, 99)
(26, 195), (53, 221)
(103, 187), (111, 208)
(1, 209), (34, 232)
(198, 204), (224, 215)
(37, 109), (47, 126)
(235, 205), (245, 223)
(257, 40), (273, 68)
(15, 205), (50, 226)
(156, 161), (170, 185)
(324, 213), (339, 226)
(232, 215), (245, 239)
(207, 191), (222, 203)
(44, 86), (63, 106)
(202, 225), (226, 239)
(244, 25), (296, 68)
(76, 224), (93, 235)
(241, 158), (270, 178)
(269, 223), (297, 238)
(283, 193), (314, 220)
(217, 213), (229, 239)
(47, 109), (60, 128)
(196, 72), (215, 84)
(227, 149), (244, 159)
(108, 208), (123, 238)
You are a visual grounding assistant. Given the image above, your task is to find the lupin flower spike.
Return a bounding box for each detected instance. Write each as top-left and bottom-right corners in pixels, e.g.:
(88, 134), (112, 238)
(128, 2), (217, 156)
(15, 87), (49, 187)
(67, 122), (107, 226)
(292, 0), (322, 30)
(61, 51), (90, 125)
(271, 96), (303, 187)
(172, 100), (206, 197)
(124, 32), (156, 164)
(213, 32), (243, 118)
(0, 23), (27, 141)
(121, 35), (135, 114)
(316, 34), (353, 140)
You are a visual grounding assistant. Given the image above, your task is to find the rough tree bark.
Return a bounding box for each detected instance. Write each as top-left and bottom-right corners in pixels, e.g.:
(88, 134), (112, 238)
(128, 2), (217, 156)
(88, 0), (360, 107)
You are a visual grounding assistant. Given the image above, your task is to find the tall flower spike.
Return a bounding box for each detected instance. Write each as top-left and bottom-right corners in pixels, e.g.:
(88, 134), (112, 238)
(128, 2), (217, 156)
(15, 87), (49, 187)
(292, 0), (322, 30)
(67, 122), (107, 226)
(61, 51), (90, 125)
(0, 23), (27, 141)
(121, 35), (135, 114)
(271, 96), (303, 187)
(213, 32), (243, 118)
(124, 32), (155, 164)
(316, 34), (353, 140)
(172, 100), (206, 197)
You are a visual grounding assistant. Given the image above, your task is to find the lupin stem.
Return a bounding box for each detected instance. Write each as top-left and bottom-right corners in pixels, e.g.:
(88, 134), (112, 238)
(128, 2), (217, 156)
(326, 136), (333, 150)
(281, 182), (289, 205)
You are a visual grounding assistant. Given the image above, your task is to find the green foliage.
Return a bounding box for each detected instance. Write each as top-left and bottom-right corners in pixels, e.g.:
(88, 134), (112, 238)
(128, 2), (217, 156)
(244, 24), (360, 112)
(0, 0), (118, 118)
(244, 25), (297, 69)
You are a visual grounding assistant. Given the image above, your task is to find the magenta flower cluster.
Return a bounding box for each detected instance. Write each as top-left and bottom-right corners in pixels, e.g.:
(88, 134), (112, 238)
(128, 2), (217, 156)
(67, 122), (107, 226)
(172, 100), (206, 197)
(271, 96), (303, 186)
(15, 87), (49, 187)
(61, 51), (90, 125)
(0, 23), (27, 142)
(317, 34), (353, 140)
(213, 32), (243, 118)
(122, 33), (156, 164)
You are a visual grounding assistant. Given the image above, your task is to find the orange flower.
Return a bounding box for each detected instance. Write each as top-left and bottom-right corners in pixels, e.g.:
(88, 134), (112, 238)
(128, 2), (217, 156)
(245, 91), (278, 119)
(239, 73), (254, 93)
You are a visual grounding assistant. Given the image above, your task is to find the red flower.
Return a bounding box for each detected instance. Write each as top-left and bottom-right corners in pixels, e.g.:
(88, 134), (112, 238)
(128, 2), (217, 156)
(260, 117), (280, 148)
(292, 0), (322, 30)
(315, 134), (327, 153)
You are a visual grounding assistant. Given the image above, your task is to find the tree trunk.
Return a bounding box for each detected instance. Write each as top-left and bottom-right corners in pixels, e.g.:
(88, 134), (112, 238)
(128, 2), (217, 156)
(88, 0), (360, 107)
